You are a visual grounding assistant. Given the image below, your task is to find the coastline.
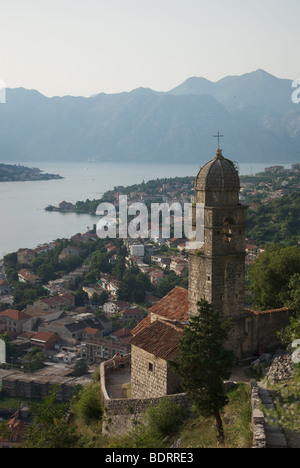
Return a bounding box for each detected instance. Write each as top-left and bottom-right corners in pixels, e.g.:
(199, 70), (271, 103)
(0, 163), (63, 183)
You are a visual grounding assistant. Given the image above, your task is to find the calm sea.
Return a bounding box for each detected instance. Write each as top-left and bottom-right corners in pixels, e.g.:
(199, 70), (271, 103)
(0, 160), (291, 258)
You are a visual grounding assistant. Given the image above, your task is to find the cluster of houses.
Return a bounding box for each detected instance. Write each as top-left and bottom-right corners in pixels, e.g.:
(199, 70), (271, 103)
(0, 290), (148, 367)
(0, 234), (148, 368)
(245, 241), (265, 265)
(239, 164), (300, 206)
(123, 238), (188, 280)
(112, 179), (194, 207)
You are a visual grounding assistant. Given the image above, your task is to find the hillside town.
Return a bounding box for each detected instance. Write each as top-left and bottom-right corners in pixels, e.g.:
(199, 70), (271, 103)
(0, 165), (299, 447)
(1, 166), (300, 376)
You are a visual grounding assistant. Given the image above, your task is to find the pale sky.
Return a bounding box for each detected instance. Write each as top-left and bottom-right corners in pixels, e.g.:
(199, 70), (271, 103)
(1, 0), (299, 97)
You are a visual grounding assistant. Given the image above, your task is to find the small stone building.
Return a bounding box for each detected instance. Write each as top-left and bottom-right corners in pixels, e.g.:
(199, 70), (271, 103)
(130, 286), (189, 398)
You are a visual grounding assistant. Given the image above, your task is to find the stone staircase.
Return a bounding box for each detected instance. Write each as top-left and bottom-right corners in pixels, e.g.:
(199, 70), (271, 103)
(251, 380), (287, 448)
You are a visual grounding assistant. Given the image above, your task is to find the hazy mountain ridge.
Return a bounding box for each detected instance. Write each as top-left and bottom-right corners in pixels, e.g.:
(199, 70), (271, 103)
(0, 70), (299, 164)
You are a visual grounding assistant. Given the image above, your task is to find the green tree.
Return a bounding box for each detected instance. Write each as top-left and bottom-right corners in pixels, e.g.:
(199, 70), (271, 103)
(13, 283), (49, 309)
(145, 398), (186, 439)
(247, 245), (300, 310)
(75, 289), (88, 307)
(91, 250), (112, 274)
(23, 348), (45, 372)
(171, 300), (235, 443)
(285, 273), (300, 311)
(3, 252), (18, 284)
(277, 273), (300, 345)
(118, 267), (150, 303)
(74, 383), (104, 425)
(72, 359), (88, 377)
(22, 387), (80, 448)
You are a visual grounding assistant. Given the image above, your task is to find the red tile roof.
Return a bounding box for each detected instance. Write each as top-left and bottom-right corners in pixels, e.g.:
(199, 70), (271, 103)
(121, 308), (145, 316)
(145, 295), (160, 304)
(149, 286), (189, 322)
(131, 315), (151, 336)
(115, 300), (129, 309)
(130, 319), (185, 360)
(0, 279), (9, 287)
(18, 331), (35, 339)
(18, 269), (36, 280)
(84, 327), (100, 335)
(111, 328), (133, 339)
(245, 307), (290, 316)
(31, 331), (55, 343)
(0, 309), (30, 321)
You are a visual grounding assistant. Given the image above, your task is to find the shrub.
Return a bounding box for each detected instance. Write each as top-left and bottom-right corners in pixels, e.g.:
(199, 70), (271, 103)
(145, 399), (187, 439)
(75, 384), (104, 425)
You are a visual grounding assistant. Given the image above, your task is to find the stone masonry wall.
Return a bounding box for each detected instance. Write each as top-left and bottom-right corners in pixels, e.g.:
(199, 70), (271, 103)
(131, 346), (168, 399)
(100, 357), (189, 435)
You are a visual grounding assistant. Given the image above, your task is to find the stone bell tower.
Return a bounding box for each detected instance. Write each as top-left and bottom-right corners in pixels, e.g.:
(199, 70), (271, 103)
(188, 148), (248, 334)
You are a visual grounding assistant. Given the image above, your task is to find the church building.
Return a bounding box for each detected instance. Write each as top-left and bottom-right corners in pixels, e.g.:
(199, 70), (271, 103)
(130, 148), (291, 399)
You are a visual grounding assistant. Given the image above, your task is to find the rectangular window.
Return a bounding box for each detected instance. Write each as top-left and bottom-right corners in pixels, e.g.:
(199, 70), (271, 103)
(148, 362), (153, 372)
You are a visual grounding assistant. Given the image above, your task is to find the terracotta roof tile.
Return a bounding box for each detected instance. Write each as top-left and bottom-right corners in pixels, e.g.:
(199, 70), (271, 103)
(149, 286), (189, 322)
(245, 307), (290, 316)
(0, 309), (30, 321)
(130, 319), (185, 360)
(131, 315), (151, 336)
(31, 331), (55, 342)
(111, 328), (133, 339)
(84, 327), (100, 335)
(121, 308), (145, 316)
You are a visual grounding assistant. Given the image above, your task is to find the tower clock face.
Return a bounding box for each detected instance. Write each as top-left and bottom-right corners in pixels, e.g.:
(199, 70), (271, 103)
(222, 220), (233, 244)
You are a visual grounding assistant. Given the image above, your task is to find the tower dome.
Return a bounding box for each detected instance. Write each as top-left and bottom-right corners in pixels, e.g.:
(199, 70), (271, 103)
(195, 149), (240, 206)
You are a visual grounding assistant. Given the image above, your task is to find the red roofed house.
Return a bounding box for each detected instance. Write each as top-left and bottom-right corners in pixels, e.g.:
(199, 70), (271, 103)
(130, 286), (189, 398)
(0, 412), (28, 448)
(110, 328), (133, 343)
(17, 248), (37, 265)
(121, 308), (146, 327)
(103, 300), (129, 315)
(83, 327), (103, 341)
(0, 309), (31, 336)
(34, 293), (75, 311)
(18, 269), (40, 285)
(0, 279), (11, 294)
(58, 245), (82, 261)
(30, 331), (60, 350)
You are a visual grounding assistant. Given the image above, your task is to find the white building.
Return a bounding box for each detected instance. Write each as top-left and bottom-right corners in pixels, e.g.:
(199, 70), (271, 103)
(130, 244), (144, 258)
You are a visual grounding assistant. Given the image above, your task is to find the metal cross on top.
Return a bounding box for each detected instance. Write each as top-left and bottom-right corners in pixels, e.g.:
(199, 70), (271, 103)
(213, 131), (224, 149)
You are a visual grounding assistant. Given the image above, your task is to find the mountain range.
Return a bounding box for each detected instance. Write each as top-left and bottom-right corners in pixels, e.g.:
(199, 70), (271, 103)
(0, 69), (299, 164)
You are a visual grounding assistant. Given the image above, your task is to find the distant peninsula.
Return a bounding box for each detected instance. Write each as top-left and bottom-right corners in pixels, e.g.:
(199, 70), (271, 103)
(0, 163), (63, 182)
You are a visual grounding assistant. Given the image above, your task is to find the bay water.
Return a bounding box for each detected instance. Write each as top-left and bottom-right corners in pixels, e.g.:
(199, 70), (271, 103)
(0, 160), (290, 258)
